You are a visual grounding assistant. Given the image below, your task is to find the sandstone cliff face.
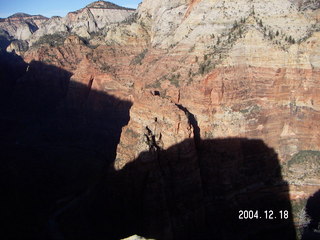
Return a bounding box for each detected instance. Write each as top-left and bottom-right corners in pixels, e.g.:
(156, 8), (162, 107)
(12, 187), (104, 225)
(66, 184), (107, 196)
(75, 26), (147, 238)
(111, 92), (295, 239)
(4, 0), (320, 238)
(115, 92), (194, 170)
(111, 93), (207, 240)
(110, 0), (320, 235)
(20, 0), (320, 195)
(137, 0), (314, 49)
(117, 0), (320, 163)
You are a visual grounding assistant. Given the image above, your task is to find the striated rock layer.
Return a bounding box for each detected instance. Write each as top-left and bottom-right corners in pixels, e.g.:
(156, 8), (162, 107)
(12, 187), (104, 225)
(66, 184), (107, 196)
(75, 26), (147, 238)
(111, 93), (295, 239)
(112, 0), (320, 237)
(27, 1), (135, 45)
(0, 13), (48, 40)
(3, 0), (320, 239)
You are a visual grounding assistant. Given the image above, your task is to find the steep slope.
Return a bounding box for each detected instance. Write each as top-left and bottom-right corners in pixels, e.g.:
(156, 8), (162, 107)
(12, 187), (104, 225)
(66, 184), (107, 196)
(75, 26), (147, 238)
(0, 13), (48, 40)
(28, 1), (135, 44)
(21, 0), (320, 187)
(291, 0), (320, 10)
(117, 0), (320, 162)
(0, 1), (136, 53)
(137, 0), (314, 48)
(111, 0), (320, 236)
(3, 0), (320, 239)
(86, 1), (135, 10)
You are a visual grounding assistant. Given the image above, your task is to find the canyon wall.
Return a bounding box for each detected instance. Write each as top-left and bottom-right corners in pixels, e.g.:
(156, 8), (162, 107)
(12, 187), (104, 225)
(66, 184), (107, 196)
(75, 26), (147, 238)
(1, 0), (320, 239)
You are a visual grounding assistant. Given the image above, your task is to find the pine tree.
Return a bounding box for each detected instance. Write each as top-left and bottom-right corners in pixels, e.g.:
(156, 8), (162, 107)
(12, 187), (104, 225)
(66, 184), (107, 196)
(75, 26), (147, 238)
(259, 19), (263, 27)
(233, 20), (238, 29)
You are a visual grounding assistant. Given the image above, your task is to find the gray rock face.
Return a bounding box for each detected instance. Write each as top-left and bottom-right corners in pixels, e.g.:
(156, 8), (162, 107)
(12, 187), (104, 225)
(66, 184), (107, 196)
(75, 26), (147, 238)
(0, 1), (135, 48)
(290, 0), (320, 10)
(29, 1), (135, 45)
(6, 40), (29, 55)
(0, 13), (48, 40)
(86, 1), (135, 10)
(0, 29), (11, 49)
(137, 0), (315, 49)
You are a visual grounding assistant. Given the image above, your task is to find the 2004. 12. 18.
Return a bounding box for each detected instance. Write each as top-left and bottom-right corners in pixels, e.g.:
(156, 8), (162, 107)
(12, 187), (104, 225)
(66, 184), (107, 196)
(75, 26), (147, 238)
(238, 210), (289, 220)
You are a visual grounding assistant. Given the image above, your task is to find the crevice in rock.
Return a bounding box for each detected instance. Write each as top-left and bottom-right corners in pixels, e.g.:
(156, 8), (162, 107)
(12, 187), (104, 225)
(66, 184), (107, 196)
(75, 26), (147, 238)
(86, 75), (94, 97)
(175, 103), (206, 236)
(143, 125), (175, 238)
(175, 103), (201, 147)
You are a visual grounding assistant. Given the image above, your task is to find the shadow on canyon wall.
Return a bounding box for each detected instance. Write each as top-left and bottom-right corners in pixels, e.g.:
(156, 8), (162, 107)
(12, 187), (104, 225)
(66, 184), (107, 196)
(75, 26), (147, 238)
(55, 141), (298, 239)
(0, 50), (299, 240)
(0, 50), (132, 239)
(0, 34), (11, 50)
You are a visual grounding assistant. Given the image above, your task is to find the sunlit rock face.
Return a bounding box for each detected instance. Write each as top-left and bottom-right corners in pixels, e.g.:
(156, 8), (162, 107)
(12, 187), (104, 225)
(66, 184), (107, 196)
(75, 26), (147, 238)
(6, 40), (29, 55)
(115, 91), (194, 170)
(28, 1), (135, 44)
(0, 13), (47, 40)
(129, 0), (320, 160)
(110, 0), (320, 236)
(18, 0), (320, 204)
(0, 1), (135, 49)
(106, 0), (320, 166)
(2, 0), (320, 239)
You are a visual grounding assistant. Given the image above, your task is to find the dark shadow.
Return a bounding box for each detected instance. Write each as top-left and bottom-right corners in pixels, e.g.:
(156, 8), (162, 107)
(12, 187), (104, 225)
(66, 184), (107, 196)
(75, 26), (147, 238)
(0, 30), (11, 49)
(0, 50), (27, 102)
(0, 50), (132, 240)
(302, 190), (320, 240)
(176, 104), (201, 146)
(26, 22), (39, 33)
(0, 50), (296, 240)
(55, 138), (296, 240)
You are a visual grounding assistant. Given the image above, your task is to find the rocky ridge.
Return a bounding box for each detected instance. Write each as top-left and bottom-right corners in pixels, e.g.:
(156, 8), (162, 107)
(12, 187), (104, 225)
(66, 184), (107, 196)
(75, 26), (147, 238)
(41, 1), (135, 39)
(0, 13), (48, 41)
(85, 1), (135, 10)
(1, 1), (136, 52)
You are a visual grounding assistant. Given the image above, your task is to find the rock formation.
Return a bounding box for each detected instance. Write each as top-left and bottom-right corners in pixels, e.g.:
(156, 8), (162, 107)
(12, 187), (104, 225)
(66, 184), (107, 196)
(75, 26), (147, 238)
(6, 39), (29, 55)
(0, 13), (48, 40)
(0, 1), (135, 53)
(1, 0), (320, 239)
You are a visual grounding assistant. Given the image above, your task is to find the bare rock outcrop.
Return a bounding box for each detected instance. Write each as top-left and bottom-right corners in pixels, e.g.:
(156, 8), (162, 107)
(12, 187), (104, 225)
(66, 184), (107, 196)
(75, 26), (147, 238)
(137, 0), (313, 49)
(106, 1), (320, 233)
(0, 13), (47, 40)
(21, 0), (320, 176)
(5, 0), (320, 238)
(115, 92), (194, 170)
(20, 0), (320, 189)
(6, 39), (28, 55)
(0, 1), (136, 51)
(28, 1), (135, 45)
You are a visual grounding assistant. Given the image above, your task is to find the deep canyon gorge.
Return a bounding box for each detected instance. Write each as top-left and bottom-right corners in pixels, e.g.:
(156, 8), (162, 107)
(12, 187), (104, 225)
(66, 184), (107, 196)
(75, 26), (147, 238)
(1, 0), (320, 239)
